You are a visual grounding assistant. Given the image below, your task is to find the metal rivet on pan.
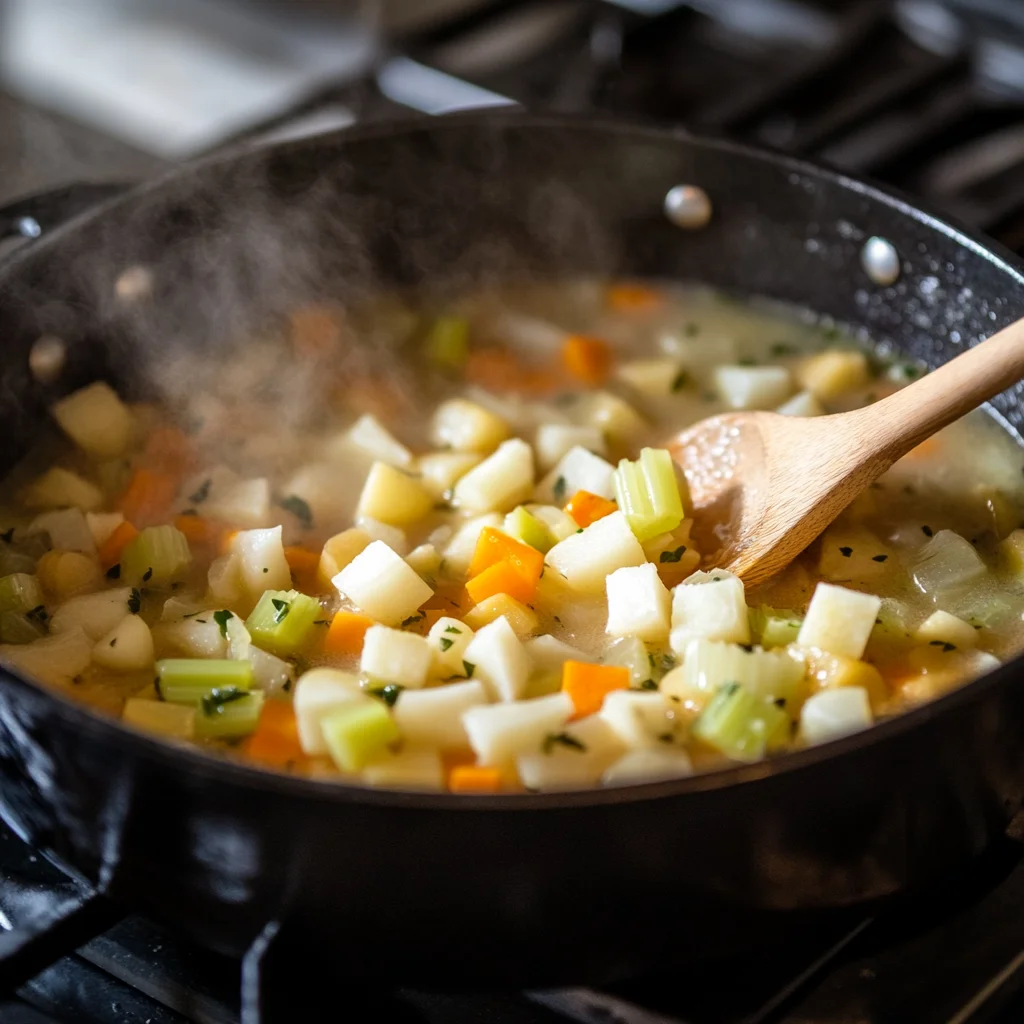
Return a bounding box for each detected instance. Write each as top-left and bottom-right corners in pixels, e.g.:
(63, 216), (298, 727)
(114, 265), (154, 302)
(16, 216), (41, 240)
(861, 236), (901, 286)
(29, 335), (66, 384)
(664, 185), (712, 229)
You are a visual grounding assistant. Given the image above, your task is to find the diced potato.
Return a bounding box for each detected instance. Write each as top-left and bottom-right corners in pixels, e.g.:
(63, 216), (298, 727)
(900, 648), (1000, 703)
(669, 570), (749, 653)
(464, 594), (539, 637)
(343, 413), (412, 467)
(524, 634), (591, 673)
(333, 541), (433, 626)
(915, 610), (978, 649)
(122, 698), (195, 740)
(797, 582), (881, 660)
(203, 478), (271, 529)
(573, 390), (646, 445)
(92, 614), (154, 672)
(1, 628), (93, 686)
(249, 646), (294, 694)
(800, 646), (887, 709)
(354, 517), (408, 555)
(318, 528), (372, 585)
(416, 452), (482, 497)
(50, 587), (132, 640)
(234, 526), (291, 596)
(602, 635), (653, 688)
(22, 468), (103, 512)
(393, 680), (489, 750)
(453, 439), (534, 513)
(36, 550), (102, 601)
(294, 667), (367, 755)
(616, 358), (687, 396)
(406, 544), (441, 580)
(526, 504), (578, 543)
(535, 446), (616, 504)
(605, 563), (671, 641)
(462, 691), (573, 765)
(51, 381), (134, 459)
(207, 553), (245, 607)
(430, 399), (510, 453)
(362, 746), (444, 791)
(426, 616), (475, 677)
(356, 462), (433, 527)
(797, 350), (869, 400)
(799, 687), (873, 745)
(598, 690), (675, 749)
(713, 365), (792, 410)
(442, 514), (502, 575)
(29, 509), (96, 554)
(86, 512), (124, 548)
(818, 527), (894, 585)
(462, 615), (532, 702)
(503, 506), (555, 553)
(361, 625), (433, 689)
(545, 512), (646, 595)
(776, 390), (824, 417)
(516, 714), (625, 791)
(154, 614), (227, 659)
(602, 747), (693, 786)
(534, 424), (606, 471)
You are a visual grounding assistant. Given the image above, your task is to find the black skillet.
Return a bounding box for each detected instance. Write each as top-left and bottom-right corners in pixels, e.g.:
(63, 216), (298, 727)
(0, 113), (1023, 993)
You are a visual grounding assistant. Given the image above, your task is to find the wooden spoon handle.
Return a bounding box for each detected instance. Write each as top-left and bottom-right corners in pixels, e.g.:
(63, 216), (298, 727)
(849, 315), (1024, 460)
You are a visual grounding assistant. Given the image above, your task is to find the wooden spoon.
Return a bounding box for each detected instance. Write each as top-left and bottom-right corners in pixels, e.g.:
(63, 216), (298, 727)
(669, 318), (1024, 588)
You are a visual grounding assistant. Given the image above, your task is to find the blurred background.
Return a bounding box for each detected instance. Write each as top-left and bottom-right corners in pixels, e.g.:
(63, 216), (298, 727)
(4, 0), (1024, 254)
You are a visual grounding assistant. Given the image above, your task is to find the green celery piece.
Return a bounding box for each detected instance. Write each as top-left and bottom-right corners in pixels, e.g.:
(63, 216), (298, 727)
(321, 700), (399, 771)
(749, 606), (803, 648)
(195, 690), (264, 740)
(0, 610), (47, 644)
(121, 526), (192, 587)
(157, 659), (253, 703)
(692, 682), (791, 762)
(504, 506), (555, 553)
(0, 573), (44, 615)
(425, 316), (470, 370)
(613, 447), (684, 542)
(245, 589), (322, 657)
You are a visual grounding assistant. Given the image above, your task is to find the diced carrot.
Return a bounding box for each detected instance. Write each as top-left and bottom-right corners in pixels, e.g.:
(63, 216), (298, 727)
(564, 490), (617, 528)
(97, 520), (139, 570)
(448, 765), (503, 794)
(561, 660), (630, 719)
(285, 546), (321, 591)
(290, 305), (345, 358)
(466, 561), (537, 606)
(243, 699), (307, 769)
(173, 514), (224, 549)
(143, 426), (193, 477)
(466, 348), (522, 391)
(606, 283), (663, 313)
(118, 468), (179, 528)
(323, 611), (375, 657)
(468, 526), (544, 582)
(562, 335), (613, 386)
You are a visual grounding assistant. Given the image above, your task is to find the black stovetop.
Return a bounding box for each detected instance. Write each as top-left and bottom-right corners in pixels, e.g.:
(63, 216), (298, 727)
(5, 1), (1024, 1021)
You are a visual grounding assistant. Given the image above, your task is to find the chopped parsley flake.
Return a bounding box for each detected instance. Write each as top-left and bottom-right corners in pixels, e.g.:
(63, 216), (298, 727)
(922, 525), (934, 538)
(188, 479), (211, 504)
(553, 476), (568, 503)
(142, 567), (153, 582)
(439, 637), (454, 652)
(543, 732), (587, 754)
(106, 564), (121, 579)
(368, 684), (403, 707)
(929, 640), (957, 652)
(444, 626), (462, 634)
(463, 660), (475, 678)
(872, 554), (888, 563)
(201, 687), (247, 716)
(770, 342), (796, 356)
(660, 545), (687, 563)
(401, 612), (425, 627)
(839, 546), (853, 558)
(671, 370), (689, 393)
(271, 598), (290, 624)
(684, 322), (700, 337)
(213, 610), (233, 638)
(128, 589), (142, 614)
(280, 495), (313, 529)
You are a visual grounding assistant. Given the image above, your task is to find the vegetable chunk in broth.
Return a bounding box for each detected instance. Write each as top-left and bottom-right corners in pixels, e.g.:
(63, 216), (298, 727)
(2, 280), (1023, 792)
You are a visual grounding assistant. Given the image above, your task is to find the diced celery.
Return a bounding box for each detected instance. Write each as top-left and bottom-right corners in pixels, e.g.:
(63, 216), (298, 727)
(691, 682), (791, 762)
(613, 447), (685, 542)
(0, 611), (47, 644)
(195, 690), (265, 740)
(121, 526), (192, 587)
(0, 573), (44, 615)
(425, 316), (470, 370)
(156, 658), (253, 703)
(504, 506), (555, 553)
(122, 698), (196, 740)
(245, 589), (322, 657)
(748, 606), (803, 649)
(321, 700), (400, 771)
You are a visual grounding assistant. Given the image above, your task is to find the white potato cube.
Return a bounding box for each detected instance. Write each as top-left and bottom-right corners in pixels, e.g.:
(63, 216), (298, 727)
(798, 582), (881, 660)
(616, 358), (687, 396)
(526, 504), (578, 542)
(51, 381), (134, 459)
(207, 553), (245, 607)
(463, 594), (538, 637)
(535, 446), (616, 504)
(294, 668), (367, 755)
(915, 610), (978, 649)
(318, 528), (372, 584)
(431, 399), (510, 453)
(204, 478), (271, 529)
(233, 526), (291, 596)
(573, 390), (646, 444)
(516, 715), (625, 791)
(92, 614), (154, 672)
(799, 687), (873, 746)
(714, 365), (792, 410)
(525, 635), (590, 675)
(361, 625), (433, 689)
(154, 614), (226, 659)
(797, 350), (869, 401)
(605, 563), (671, 641)
(249, 646), (294, 695)
(50, 588), (133, 640)
(122, 699), (195, 741)
(776, 390), (825, 417)
(333, 541), (433, 626)
(22, 468), (103, 512)
(354, 517), (408, 556)
(86, 512), (124, 548)
(416, 452), (482, 497)
(602, 747), (693, 786)
(344, 413), (412, 467)
(453, 439), (534, 513)
(29, 509), (96, 554)
(534, 425), (606, 471)
(356, 462), (433, 527)
(598, 690), (675, 749)
(280, 463), (353, 528)
(393, 680), (489, 750)
(462, 616), (532, 702)
(545, 512), (646, 595)
(405, 544), (441, 579)
(669, 570), (749, 652)
(442, 514), (502, 575)
(462, 691), (573, 765)
(362, 747), (445, 791)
